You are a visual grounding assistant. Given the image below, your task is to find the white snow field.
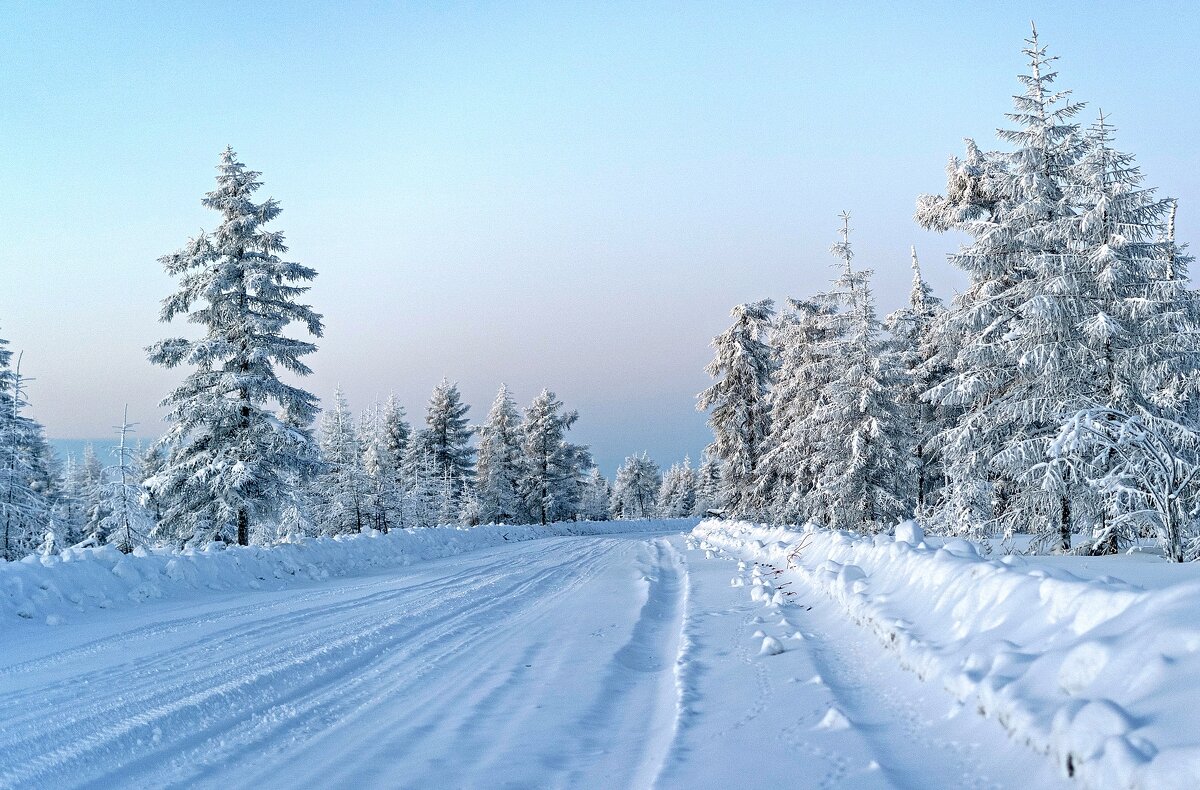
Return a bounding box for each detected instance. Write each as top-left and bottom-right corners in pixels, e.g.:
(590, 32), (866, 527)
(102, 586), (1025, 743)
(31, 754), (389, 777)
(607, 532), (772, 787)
(0, 518), (1115, 789)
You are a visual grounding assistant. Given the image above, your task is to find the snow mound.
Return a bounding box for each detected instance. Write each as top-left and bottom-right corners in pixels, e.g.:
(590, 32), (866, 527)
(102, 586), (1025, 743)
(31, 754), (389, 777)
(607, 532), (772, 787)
(1, 518), (695, 625)
(694, 518), (1200, 788)
(894, 519), (923, 546)
(815, 707), (851, 730)
(759, 635), (785, 656)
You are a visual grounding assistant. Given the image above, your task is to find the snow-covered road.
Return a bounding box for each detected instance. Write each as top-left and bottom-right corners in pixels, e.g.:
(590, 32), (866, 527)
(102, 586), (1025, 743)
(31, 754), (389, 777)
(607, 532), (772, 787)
(0, 531), (1066, 789)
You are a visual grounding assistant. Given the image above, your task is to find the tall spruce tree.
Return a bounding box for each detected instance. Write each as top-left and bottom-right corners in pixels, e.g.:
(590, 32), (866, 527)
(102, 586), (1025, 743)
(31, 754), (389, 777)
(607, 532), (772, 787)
(0, 341), (50, 561)
(361, 398), (405, 533)
(696, 300), (775, 517)
(476, 384), (525, 524)
(803, 214), (913, 532)
(88, 407), (152, 553)
(378, 395), (411, 483)
(883, 249), (951, 513)
(148, 148), (323, 546)
(693, 452), (723, 517)
(312, 388), (372, 534)
(410, 379), (475, 502)
(1038, 115), (1200, 555)
(918, 27), (1088, 545)
(519, 389), (590, 525)
(755, 298), (836, 522)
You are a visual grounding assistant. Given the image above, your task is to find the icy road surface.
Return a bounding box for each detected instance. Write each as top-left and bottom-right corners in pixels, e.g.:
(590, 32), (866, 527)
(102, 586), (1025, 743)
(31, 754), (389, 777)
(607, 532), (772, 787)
(0, 532), (1066, 789)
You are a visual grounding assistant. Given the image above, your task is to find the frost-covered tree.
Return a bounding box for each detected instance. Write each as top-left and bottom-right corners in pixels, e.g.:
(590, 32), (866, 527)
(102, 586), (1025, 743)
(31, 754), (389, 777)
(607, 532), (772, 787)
(362, 400), (405, 533)
(754, 298), (837, 521)
(476, 385), (525, 524)
(657, 457), (698, 518)
(312, 388), (373, 535)
(803, 215), (914, 532)
(611, 453), (661, 519)
(693, 453), (722, 516)
(138, 443), (166, 527)
(0, 343), (50, 561)
(52, 453), (88, 547)
(519, 389), (591, 525)
(401, 446), (444, 528)
(1035, 115), (1200, 553)
(147, 147), (323, 546)
(918, 27), (1088, 545)
(410, 379), (475, 501)
(883, 248), (951, 513)
(378, 395), (411, 481)
(1049, 409), (1200, 562)
(579, 467), (612, 521)
(87, 408), (153, 553)
(696, 300), (775, 517)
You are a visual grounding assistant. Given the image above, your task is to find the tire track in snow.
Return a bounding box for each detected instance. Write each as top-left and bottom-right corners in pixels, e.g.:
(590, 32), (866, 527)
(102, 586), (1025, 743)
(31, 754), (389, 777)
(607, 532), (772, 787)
(0, 549), (533, 736)
(555, 537), (689, 789)
(0, 538), (618, 789)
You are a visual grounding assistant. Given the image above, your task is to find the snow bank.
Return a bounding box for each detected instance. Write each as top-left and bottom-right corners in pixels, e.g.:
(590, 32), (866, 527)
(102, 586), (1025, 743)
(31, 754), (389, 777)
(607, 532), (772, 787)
(694, 519), (1200, 790)
(1, 519), (694, 627)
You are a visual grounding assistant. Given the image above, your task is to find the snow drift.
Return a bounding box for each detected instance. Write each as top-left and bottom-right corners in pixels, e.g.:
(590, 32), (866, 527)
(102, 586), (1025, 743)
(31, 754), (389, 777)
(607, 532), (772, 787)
(694, 519), (1200, 790)
(1, 518), (695, 626)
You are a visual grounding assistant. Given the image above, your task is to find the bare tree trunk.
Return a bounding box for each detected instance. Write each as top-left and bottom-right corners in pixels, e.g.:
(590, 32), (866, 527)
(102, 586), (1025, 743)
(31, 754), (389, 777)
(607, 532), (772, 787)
(1059, 496), (1071, 553)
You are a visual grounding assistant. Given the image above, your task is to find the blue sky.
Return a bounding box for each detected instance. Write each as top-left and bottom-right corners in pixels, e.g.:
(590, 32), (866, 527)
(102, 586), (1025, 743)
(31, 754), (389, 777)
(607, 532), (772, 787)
(1, 1), (1197, 473)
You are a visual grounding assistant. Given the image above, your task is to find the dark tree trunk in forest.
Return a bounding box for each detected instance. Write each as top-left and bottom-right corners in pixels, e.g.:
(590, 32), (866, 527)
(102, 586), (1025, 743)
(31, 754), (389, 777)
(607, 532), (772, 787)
(1059, 496), (1071, 553)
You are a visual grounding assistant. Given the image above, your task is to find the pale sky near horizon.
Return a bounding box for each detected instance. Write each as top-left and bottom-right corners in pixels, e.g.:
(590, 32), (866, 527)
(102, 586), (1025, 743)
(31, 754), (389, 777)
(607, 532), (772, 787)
(1, 1), (1198, 474)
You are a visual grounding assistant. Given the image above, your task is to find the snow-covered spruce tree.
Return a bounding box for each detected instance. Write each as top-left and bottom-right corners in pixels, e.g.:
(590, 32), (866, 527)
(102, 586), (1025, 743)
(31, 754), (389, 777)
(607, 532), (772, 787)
(74, 442), (110, 545)
(657, 457), (698, 518)
(1034, 115), (1200, 555)
(361, 400), (405, 533)
(883, 248), (952, 514)
(917, 28), (1088, 546)
(312, 388), (373, 534)
(519, 389), (591, 525)
(138, 443), (166, 531)
(579, 467), (612, 521)
(401, 445), (443, 528)
(378, 394), (411, 487)
(410, 378), (475, 504)
(0, 342), (51, 561)
(754, 298), (837, 522)
(692, 452), (722, 516)
(696, 300), (775, 517)
(476, 384), (525, 524)
(611, 453), (662, 519)
(52, 453), (88, 548)
(147, 147), (323, 546)
(87, 407), (153, 553)
(803, 214), (914, 532)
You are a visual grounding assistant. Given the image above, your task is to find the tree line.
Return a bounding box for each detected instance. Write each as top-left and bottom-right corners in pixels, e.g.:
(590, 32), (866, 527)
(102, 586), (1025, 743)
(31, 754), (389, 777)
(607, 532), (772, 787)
(697, 27), (1200, 561)
(0, 148), (699, 561)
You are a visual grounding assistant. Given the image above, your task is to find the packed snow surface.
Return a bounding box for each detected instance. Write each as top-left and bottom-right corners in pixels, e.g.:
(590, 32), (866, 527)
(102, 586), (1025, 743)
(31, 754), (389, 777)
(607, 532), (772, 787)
(0, 520), (1079, 788)
(695, 519), (1200, 789)
(0, 519), (691, 625)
